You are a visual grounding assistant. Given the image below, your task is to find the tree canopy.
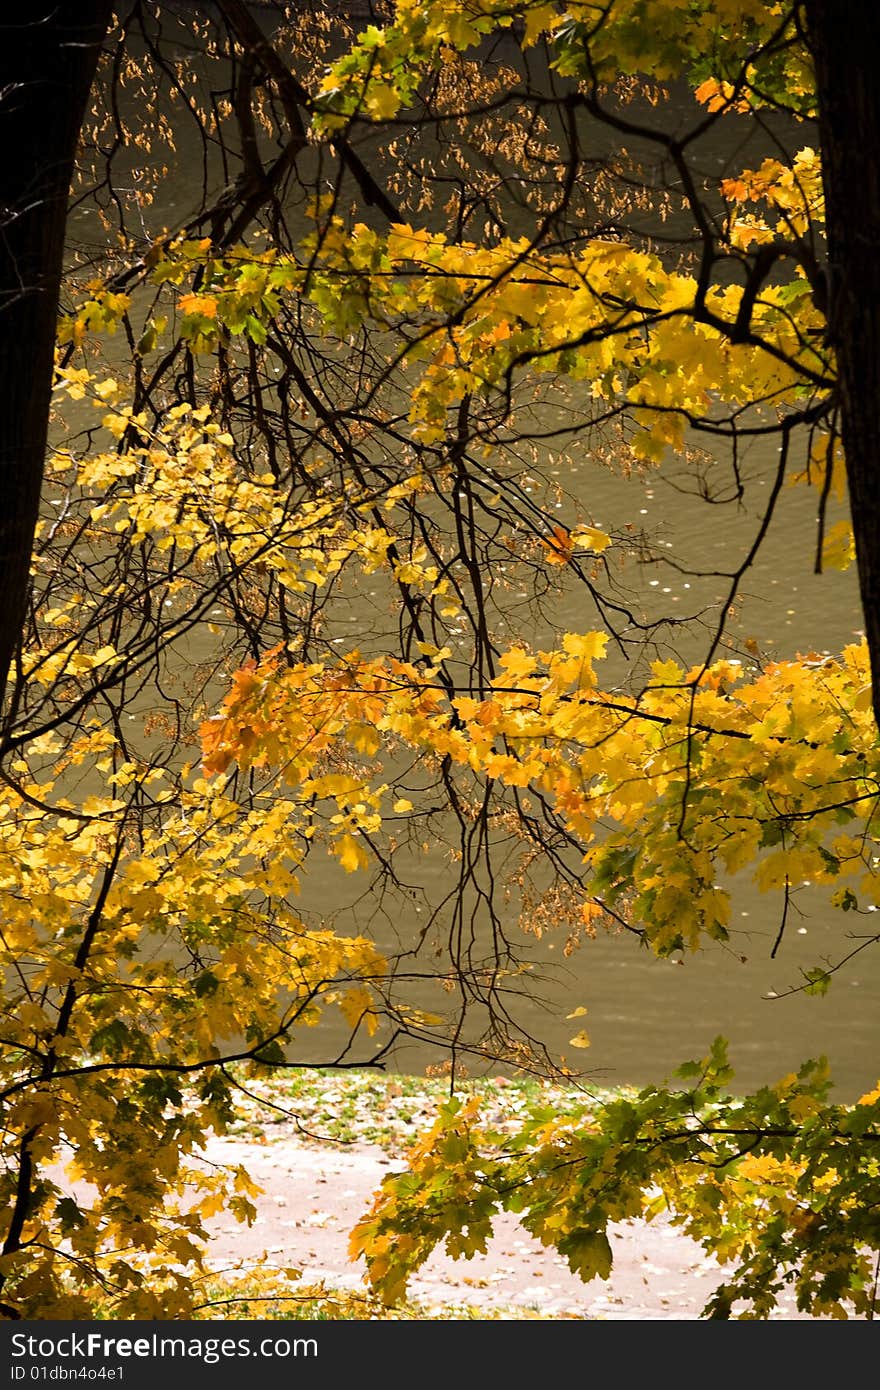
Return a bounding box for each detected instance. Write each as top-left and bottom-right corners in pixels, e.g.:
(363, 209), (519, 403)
(1, 0), (878, 1320)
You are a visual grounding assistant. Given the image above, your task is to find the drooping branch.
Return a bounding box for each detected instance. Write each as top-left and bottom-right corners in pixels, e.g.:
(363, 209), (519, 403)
(216, 0), (402, 223)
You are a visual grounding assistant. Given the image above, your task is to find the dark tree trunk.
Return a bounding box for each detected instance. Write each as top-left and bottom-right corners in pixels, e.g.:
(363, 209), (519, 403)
(0, 3), (113, 721)
(806, 1), (880, 729)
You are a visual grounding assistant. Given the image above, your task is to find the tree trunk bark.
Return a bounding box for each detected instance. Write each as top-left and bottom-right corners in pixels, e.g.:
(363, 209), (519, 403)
(806, 1), (880, 729)
(0, 3), (113, 722)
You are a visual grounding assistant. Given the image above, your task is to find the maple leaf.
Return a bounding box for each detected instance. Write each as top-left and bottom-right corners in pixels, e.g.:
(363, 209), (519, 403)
(336, 833), (370, 873)
(178, 293), (217, 318)
(558, 1230), (613, 1282)
(541, 524), (573, 565)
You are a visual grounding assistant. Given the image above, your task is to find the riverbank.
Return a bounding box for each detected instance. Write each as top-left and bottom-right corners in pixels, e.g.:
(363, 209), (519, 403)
(190, 1069), (817, 1320)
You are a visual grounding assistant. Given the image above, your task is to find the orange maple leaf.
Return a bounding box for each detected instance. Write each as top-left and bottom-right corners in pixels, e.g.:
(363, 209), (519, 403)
(179, 292), (217, 318)
(541, 524), (573, 566)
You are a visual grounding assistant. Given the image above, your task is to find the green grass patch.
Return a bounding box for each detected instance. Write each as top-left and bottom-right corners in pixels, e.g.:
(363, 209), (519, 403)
(224, 1066), (635, 1155)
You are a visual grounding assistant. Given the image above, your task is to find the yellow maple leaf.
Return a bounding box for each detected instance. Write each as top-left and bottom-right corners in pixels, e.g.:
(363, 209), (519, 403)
(335, 833), (370, 873)
(571, 525), (611, 553)
(562, 631), (609, 662)
(496, 647), (536, 680)
(821, 519), (855, 571)
(340, 984), (378, 1035)
(522, 3), (561, 46)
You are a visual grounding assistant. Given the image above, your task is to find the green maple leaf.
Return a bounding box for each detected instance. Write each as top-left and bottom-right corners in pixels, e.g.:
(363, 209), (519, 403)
(558, 1229), (613, 1282)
